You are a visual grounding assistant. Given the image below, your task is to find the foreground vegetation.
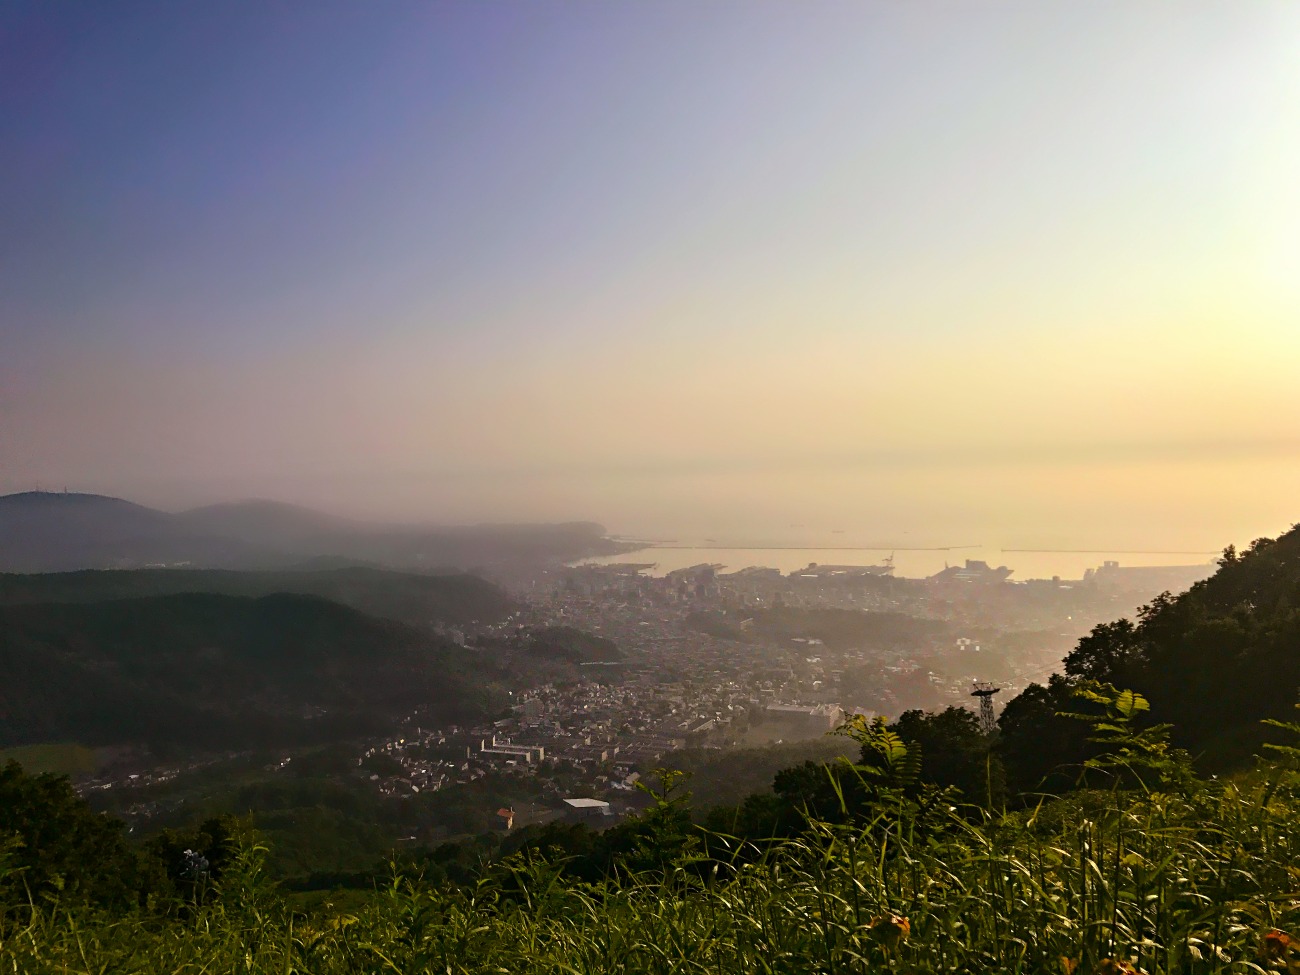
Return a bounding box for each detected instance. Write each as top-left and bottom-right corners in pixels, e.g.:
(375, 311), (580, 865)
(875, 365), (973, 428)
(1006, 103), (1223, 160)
(5, 700), (1300, 974)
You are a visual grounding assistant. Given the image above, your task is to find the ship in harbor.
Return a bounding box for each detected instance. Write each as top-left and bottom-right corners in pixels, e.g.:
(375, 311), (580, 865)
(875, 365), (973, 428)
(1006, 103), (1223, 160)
(789, 554), (895, 579)
(927, 558), (1014, 584)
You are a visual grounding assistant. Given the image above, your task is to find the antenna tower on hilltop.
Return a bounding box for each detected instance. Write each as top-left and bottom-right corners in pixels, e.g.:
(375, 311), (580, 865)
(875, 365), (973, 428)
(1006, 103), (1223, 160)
(971, 681), (1000, 736)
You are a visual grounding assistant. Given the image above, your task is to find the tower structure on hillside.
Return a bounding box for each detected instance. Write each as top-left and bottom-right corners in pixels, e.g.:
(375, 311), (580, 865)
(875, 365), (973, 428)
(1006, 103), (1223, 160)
(971, 681), (1000, 736)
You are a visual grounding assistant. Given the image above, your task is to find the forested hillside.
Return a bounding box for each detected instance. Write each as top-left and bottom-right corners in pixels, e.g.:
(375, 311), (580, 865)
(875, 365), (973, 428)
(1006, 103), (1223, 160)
(688, 606), (953, 650)
(0, 566), (515, 627)
(521, 625), (623, 663)
(0, 593), (492, 752)
(997, 524), (1300, 788)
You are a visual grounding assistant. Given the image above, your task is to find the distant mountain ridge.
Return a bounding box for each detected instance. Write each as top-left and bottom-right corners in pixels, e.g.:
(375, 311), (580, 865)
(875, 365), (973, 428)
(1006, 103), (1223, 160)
(0, 491), (626, 572)
(0, 492), (281, 571)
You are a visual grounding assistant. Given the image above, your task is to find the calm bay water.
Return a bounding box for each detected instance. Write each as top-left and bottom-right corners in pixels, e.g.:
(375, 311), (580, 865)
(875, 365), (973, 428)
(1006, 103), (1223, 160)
(583, 545), (1218, 581)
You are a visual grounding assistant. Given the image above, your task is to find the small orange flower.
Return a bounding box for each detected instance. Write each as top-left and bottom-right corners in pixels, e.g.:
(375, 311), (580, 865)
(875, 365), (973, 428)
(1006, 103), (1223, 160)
(1094, 960), (1141, 975)
(1261, 930), (1300, 974)
(868, 914), (911, 947)
(1264, 930), (1297, 957)
(1060, 958), (1079, 975)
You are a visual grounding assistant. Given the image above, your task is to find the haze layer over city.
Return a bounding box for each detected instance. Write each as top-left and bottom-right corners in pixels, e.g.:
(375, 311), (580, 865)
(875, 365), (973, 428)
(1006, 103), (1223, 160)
(4, 2), (1299, 559)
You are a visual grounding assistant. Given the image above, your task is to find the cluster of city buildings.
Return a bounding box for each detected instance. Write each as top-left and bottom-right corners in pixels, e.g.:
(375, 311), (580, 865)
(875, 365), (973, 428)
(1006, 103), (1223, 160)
(81, 552), (1214, 836)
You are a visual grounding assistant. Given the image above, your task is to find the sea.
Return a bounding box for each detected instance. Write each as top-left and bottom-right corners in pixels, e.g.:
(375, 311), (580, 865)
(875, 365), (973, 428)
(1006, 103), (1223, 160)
(579, 545), (1219, 581)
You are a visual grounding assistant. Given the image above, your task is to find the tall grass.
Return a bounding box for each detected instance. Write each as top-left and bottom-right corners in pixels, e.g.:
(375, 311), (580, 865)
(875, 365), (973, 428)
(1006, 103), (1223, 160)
(4, 761), (1299, 974)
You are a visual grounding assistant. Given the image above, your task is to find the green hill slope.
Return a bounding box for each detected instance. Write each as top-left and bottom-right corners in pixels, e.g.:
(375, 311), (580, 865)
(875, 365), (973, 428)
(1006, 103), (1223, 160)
(1069, 525), (1300, 758)
(999, 522), (1300, 787)
(522, 625), (623, 663)
(0, 593), (493, 752)
(0, 566), (515, 627)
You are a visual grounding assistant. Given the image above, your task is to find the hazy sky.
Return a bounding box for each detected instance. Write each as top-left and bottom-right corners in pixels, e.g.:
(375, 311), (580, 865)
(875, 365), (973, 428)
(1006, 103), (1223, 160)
(3, 2), (1298, 548)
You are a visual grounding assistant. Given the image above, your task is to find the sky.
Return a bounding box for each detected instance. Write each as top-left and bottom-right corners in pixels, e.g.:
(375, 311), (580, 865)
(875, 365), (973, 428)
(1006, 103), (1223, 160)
(2, 1), (1299, 550)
